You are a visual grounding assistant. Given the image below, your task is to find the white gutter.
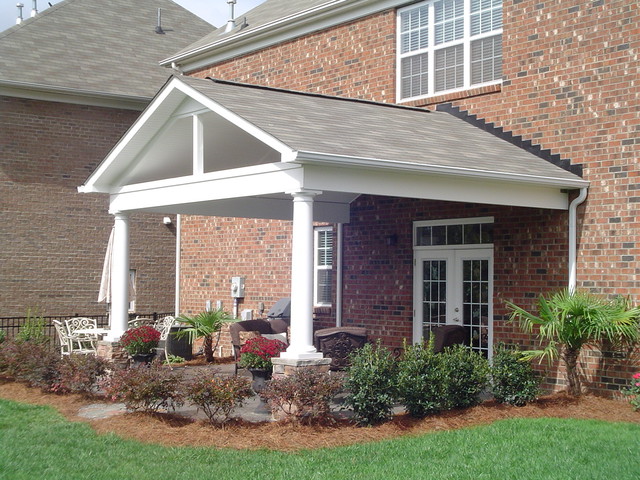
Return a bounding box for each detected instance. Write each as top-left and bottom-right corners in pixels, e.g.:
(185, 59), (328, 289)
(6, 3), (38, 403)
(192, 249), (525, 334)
(336, 223), (344, 327)
(294, 151), (590, 189)
(174, 214), (181, 316)
(0, 79), (150, 110)
(160, 0), (404, 71)
(568, 187), (588, 292)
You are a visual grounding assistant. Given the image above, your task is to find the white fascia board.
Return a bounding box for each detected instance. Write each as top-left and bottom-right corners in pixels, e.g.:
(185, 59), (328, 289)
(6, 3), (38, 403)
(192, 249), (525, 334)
(162, 0), (405, 73)
(79, 77), (183, 193)
(108, 163), (304, 213)
(301, 163), (572, 210)
(171, 80), (297, 159)
(293, 151), (590, 190)
(0, 80), (149, 110)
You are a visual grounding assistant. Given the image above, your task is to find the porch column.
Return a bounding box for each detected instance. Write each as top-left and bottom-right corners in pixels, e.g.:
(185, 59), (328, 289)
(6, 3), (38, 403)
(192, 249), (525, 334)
(281, 190), (323, 360)
(107, 211), (130, 341)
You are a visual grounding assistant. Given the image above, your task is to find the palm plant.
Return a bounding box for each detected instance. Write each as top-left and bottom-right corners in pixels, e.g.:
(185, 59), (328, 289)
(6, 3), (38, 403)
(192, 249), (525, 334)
(507, 289), (640, 396)
(176, 309), (233, 363)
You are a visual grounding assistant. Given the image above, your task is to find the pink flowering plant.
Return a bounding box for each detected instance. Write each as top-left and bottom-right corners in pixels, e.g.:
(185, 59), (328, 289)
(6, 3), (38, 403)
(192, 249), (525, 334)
(622, 372), (640, 411)
(119, 325), (161, 355)
(239, 336), (287, 370)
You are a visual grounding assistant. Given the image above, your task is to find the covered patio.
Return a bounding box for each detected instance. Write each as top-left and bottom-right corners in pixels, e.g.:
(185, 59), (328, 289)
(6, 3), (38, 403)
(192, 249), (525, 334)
(79, 75), (588, 360)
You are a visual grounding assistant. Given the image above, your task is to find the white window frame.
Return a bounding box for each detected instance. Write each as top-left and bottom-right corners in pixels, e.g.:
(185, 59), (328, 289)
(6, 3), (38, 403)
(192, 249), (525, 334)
(397, 0), (503, 102)
(314, 226), (333, 307)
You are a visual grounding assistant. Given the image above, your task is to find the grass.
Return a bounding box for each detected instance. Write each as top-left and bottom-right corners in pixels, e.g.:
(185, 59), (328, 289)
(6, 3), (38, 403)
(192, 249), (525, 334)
(1, 398), (639, 480)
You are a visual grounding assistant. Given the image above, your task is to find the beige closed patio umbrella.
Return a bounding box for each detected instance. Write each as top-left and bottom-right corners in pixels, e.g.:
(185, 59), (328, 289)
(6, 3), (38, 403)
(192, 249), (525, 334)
(99, 226), (135, 308)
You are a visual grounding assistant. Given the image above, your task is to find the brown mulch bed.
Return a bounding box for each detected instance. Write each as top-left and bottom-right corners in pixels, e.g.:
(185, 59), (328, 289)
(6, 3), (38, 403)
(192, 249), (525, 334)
(1, 380), (638, 451)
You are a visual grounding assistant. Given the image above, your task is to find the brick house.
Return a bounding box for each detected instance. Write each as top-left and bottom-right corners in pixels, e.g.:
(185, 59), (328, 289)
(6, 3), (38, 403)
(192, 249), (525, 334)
(82, 0), (638, 395)
(0, 0), (212, 316)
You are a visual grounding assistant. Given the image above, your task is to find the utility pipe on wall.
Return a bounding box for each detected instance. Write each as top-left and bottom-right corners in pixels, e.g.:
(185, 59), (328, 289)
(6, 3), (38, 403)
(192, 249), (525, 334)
(174, 214), (181, 316)
(568, 187), (588, 292)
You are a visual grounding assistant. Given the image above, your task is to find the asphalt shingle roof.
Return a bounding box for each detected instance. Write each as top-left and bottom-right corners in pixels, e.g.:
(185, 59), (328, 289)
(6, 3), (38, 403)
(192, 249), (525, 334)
(181, 76), (585, 185)
(0, 0), (214, 99)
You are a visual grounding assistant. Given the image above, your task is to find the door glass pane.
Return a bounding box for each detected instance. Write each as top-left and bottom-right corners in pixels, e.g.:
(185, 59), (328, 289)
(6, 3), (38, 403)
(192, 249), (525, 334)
(422, 260), (447, 338)
(462, 259), (490, 357)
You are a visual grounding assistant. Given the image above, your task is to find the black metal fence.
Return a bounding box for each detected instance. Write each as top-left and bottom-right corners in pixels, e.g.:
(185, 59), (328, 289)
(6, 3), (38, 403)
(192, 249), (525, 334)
(0, 312), (174, 350)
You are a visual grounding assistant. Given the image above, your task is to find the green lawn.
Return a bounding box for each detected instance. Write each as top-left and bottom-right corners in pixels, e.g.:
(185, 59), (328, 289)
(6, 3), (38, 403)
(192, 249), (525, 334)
(1, 398), (639, 480)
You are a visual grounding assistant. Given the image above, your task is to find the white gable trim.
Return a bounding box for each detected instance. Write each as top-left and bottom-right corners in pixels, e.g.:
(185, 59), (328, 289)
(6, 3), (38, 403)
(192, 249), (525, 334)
(79, 76), (296, 193)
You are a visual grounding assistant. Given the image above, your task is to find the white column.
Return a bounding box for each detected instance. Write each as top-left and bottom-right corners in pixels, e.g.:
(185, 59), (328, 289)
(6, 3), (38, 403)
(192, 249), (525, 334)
(107, 212), (130, 341)
(281, 190), (323, 360)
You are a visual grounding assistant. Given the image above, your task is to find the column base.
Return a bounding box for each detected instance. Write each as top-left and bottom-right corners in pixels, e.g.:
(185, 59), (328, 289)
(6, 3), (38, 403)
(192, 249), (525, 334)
(271, 357), (332, 378)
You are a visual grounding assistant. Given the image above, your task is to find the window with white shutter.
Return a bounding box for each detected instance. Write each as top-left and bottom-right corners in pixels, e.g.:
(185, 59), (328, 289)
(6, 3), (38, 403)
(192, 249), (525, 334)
(314, 227), (333, 306)
(398, 0), (502, 101)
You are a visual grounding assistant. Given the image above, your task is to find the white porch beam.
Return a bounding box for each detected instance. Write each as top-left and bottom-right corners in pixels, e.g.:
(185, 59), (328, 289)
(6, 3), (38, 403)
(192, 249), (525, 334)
(302, 164), (573, 210)
(281, 190), (323, 360)
(106, 212), (130, 341)
(193, 114), (204, 175)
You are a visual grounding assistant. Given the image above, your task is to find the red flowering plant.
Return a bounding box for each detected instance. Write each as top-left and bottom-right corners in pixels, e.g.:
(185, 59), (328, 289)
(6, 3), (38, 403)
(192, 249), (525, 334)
(622, 372), (640, 411)
(239, 336), (287, 371)
(119, 325), (161, 355)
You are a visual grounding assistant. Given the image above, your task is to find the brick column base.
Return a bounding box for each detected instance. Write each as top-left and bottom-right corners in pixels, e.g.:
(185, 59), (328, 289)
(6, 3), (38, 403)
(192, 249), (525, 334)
(96, 340), (129, 367)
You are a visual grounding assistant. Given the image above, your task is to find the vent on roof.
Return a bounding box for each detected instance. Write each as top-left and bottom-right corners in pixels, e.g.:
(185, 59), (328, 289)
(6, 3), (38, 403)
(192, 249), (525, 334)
(155, 8), (164, 34)
(225, 0), (236, 33)
(16, 3), (24, 24)
(30, 0), (37, 18)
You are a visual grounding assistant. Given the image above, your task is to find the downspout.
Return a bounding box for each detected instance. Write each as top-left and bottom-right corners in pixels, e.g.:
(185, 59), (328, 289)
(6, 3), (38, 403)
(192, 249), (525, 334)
(336, 223), (343, 327)
(174, 214), (181, 316)
(568, 187), (588, 292)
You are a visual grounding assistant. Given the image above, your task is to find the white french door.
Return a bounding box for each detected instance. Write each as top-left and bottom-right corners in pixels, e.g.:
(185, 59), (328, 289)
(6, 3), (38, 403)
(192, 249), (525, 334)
(413, 247), (493, 357)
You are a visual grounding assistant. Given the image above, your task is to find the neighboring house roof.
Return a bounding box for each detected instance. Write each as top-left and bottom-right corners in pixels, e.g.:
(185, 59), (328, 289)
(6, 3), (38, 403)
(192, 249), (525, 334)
(0, 0), (214, 108)
(161, 0), (400, 72)
(81, 76), (587, 219)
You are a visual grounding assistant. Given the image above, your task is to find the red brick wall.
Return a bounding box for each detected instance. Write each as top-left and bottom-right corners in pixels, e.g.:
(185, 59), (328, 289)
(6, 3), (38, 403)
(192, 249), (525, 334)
(192, 10), (397, 101)
(179, 1), (639, 395)
(0, 96), (176, 317)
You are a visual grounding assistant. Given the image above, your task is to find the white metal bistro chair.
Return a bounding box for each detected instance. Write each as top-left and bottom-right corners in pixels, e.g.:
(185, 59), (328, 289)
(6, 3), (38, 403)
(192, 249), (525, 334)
(64, 317), (99, 352)
(53, 320), (95, 356)
(153, 315), (176, 367)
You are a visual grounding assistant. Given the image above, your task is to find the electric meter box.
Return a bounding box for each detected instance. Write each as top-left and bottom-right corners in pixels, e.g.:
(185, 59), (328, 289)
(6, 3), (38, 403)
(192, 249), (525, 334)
(230, 276), (245, 298)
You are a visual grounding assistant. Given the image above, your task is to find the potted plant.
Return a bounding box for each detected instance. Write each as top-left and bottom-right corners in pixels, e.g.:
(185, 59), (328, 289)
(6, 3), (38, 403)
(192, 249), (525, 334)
(176, 309), (233, 363)
(239, 336), (287, 391)
(120, 325), (161, 364)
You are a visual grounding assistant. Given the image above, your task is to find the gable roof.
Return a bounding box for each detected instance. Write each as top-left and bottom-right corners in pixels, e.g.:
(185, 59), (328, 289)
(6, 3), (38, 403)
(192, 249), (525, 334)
(161, 0), (399, 71)
(0, 0), (214, 106)
(179, 76), (584, 186)
(81, 75), (587, 219)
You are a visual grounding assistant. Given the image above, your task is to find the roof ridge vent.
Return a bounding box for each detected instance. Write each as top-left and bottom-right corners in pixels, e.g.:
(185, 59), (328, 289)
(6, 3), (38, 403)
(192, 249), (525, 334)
(16, 3), (24, 24)
(224, 0), (236, 33)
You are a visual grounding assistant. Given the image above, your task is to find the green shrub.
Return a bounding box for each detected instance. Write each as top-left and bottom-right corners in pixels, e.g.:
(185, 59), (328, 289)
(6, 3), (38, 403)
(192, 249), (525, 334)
(491, 343), (540, 406)
(105, 360), (185, 413)
(50, 354), (110, 396)
(183, 372), (253, 425)
(397, 340), (447, 417)
(260, 367), (343, 424)
(17, 308), (47, 344)
(440, 344), (490, 409)
(0, 330), (6, 344)
(343, 341), (398, 426)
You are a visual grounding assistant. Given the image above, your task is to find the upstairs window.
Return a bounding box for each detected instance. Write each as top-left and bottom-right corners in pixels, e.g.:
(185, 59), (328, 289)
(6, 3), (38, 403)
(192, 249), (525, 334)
(398, 0), (502, 101)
